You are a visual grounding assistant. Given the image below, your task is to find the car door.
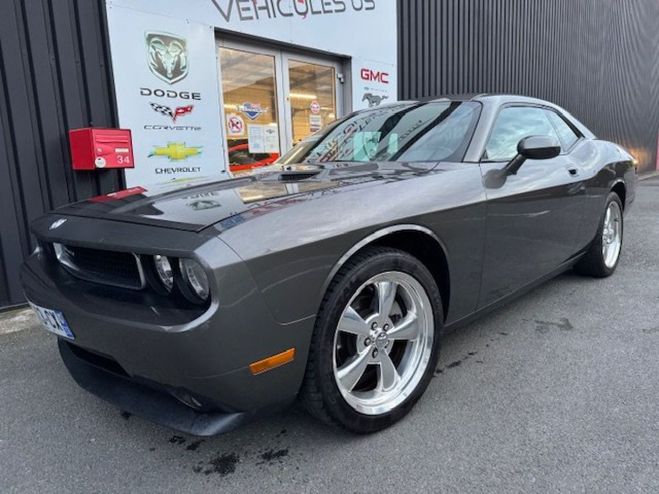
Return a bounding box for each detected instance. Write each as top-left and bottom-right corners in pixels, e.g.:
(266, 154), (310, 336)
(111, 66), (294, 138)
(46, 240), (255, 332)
(477, 105), (586, 307)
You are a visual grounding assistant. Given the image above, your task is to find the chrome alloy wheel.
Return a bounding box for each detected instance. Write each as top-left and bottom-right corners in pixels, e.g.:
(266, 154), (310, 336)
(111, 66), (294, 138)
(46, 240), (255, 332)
(602, 201), (622, 268)
(332, 271), (434, 415)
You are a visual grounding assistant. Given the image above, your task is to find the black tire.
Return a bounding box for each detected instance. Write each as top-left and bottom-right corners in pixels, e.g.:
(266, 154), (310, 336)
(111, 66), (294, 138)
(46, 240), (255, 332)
(301, 246), (443, 433)
(574, 192), (624, 277)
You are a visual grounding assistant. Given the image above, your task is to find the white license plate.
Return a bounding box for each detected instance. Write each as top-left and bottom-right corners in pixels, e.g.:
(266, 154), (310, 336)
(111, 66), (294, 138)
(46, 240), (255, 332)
(29, 302), (75, 340)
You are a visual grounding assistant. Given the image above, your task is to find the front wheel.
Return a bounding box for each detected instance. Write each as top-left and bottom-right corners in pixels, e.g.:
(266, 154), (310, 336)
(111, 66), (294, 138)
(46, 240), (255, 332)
(301, 247), (442, 433)
(575, 192), (624, 277)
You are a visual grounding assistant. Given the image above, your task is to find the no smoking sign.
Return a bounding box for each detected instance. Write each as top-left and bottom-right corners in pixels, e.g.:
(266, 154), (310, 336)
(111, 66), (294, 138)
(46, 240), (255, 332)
(226, 113), (245, 136)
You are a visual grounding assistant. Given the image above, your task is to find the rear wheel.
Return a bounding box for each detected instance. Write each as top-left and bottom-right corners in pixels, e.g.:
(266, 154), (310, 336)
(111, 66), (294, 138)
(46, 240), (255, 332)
(575, 192), (623, 277)
(301, 247), (442, 433)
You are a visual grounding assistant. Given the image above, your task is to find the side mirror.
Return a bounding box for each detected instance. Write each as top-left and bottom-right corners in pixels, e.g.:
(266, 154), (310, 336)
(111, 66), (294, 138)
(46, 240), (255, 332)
(505, 135), (561, 175)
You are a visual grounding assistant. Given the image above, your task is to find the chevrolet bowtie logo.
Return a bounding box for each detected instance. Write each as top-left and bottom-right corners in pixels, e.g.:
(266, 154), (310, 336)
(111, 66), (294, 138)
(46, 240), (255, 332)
(148, 142), (202, 161)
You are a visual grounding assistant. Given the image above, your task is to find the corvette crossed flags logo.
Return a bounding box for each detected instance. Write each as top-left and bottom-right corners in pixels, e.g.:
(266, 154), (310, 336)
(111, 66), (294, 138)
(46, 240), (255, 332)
(149, 102), (194, 122)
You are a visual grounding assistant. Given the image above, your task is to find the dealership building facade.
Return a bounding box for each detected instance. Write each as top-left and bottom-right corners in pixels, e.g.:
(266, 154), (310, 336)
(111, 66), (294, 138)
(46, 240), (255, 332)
(1, 0), (658, 309)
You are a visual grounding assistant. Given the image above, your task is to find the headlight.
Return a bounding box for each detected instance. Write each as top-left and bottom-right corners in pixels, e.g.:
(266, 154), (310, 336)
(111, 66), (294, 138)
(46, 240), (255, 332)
(179, 258), (210, 303)
(153, 255), (174, 291)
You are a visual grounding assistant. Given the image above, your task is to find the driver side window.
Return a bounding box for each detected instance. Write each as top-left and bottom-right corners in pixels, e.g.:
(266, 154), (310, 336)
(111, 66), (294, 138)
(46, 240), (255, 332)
(485, 106), (560, 161)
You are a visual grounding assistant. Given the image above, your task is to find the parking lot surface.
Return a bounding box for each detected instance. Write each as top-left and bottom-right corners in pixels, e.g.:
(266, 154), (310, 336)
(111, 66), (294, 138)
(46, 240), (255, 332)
(1, 178), (658, 493)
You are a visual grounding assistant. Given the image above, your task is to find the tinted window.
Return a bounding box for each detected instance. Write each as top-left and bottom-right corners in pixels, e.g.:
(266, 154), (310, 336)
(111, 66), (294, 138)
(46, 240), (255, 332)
(485, 106), (559, 161)
(546, 111), (580, 150)
(277, 101), (481, 165)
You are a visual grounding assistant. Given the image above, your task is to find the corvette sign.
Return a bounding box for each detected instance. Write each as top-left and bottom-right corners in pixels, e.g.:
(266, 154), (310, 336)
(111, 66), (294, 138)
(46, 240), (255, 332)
(106, 7), (226, 186)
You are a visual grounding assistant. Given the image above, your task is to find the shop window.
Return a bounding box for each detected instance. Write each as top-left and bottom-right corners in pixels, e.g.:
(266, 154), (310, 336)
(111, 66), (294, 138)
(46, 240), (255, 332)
(219, 47), (281, 173)
(287, 60), (337, 145)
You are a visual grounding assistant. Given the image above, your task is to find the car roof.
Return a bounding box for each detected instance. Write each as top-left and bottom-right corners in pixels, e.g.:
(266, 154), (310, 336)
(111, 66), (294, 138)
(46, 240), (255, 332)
(392, 94), (596, 139)
(353, 94), (595, 141)
(394, 93), (564, 110)
(420, 93), (550, 105)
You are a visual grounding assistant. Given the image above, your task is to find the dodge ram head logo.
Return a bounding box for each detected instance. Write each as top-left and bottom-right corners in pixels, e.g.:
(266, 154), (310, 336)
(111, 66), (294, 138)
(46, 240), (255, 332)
(146, 32), (188, 84)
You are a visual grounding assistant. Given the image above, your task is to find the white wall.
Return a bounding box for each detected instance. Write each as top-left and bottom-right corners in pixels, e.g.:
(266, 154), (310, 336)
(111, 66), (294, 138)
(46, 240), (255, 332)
(106, 0), (397, 187)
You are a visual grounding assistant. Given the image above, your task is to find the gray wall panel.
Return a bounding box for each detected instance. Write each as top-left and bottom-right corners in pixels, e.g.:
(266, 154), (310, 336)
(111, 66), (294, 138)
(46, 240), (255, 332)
(398, 0), (659, 173)
(0, 0), (120, 309)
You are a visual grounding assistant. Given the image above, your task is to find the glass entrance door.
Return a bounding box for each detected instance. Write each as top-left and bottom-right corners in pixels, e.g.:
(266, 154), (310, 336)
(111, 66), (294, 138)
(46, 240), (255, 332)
(218, 46), (285, 173)
(218, 40), (343, 175)
(284, 57), (338, 146)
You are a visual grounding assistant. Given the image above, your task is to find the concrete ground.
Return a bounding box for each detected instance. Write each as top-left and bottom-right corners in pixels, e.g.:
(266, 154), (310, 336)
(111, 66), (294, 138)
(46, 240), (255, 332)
(1, 178), (658, 493)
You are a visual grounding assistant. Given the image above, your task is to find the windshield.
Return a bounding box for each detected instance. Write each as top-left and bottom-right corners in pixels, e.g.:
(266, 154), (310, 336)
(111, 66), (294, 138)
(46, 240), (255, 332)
(278, 101), (481, 165)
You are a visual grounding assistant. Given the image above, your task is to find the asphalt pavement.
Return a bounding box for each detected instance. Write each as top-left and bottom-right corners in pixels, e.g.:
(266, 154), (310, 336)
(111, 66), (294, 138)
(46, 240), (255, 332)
(1, 177), (658, 493)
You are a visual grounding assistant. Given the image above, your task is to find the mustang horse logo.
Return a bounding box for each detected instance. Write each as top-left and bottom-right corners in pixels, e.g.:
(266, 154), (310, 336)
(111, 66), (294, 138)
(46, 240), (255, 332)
(146, 32), (188, 84)
(362, 93), (388, 108)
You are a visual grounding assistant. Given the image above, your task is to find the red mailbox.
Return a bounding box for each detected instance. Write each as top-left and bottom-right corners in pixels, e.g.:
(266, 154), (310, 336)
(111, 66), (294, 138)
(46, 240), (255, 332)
(69, 128), (134, 170)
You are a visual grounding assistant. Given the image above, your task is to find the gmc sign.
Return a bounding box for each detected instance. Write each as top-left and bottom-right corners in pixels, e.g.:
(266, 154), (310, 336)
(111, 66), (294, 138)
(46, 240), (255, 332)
(360, 68), (389, 84)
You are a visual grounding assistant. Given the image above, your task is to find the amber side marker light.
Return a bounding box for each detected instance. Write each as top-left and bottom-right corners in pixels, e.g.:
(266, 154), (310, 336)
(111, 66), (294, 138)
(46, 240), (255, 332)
(249, 348), (296, 375)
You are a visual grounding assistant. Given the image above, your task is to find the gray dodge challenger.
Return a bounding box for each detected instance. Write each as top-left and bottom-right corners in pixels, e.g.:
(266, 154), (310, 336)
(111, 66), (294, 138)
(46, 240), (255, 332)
(21, 94), (636, 435)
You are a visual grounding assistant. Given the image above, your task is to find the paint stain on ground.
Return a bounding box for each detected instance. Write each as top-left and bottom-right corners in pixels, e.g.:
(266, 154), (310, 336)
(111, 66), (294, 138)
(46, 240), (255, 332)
(435, 351), (478, 375)
(149, 447), (156, 452)
(169, 435), (186, 445)
(535, 318), (574, 333)
(186, 439), (204, 451)
(433, 325), (522, 377)
(258, 448), (289, 465)
(194, 453), (240, 476)
(120, 411), (132, 420)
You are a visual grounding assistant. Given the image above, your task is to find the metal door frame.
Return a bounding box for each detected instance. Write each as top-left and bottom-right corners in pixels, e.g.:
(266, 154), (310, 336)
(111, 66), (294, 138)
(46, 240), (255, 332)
(281, 51), (344, 149)
(216, 40), (289, 167)
(216, 37), (345, 171)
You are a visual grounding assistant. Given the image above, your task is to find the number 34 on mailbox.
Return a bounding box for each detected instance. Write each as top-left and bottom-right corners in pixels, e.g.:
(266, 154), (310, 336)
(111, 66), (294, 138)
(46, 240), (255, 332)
(69, 128), (135, 170)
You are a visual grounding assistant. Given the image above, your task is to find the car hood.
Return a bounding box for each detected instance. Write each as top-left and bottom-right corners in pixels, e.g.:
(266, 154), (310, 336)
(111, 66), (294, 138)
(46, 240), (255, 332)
(52, 162), (438, 232)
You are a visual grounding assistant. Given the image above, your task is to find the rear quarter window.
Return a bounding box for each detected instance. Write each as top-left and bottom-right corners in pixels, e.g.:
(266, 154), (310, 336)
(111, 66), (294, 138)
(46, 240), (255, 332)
(546, 110), (580, 151)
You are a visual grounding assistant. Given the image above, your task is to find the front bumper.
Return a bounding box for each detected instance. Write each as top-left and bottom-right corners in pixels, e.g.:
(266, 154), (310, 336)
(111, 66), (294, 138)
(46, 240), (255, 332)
(58, 339), (253, 436)
(21, 215), (315, 434)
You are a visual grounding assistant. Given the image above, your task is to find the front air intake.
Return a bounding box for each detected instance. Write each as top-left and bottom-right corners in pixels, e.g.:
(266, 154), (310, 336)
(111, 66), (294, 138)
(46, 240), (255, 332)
(53, 243), (145, 290)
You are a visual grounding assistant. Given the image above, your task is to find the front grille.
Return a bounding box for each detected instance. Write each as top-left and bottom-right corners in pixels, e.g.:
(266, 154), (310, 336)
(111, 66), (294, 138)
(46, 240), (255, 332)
(54, 243), (145, 289)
